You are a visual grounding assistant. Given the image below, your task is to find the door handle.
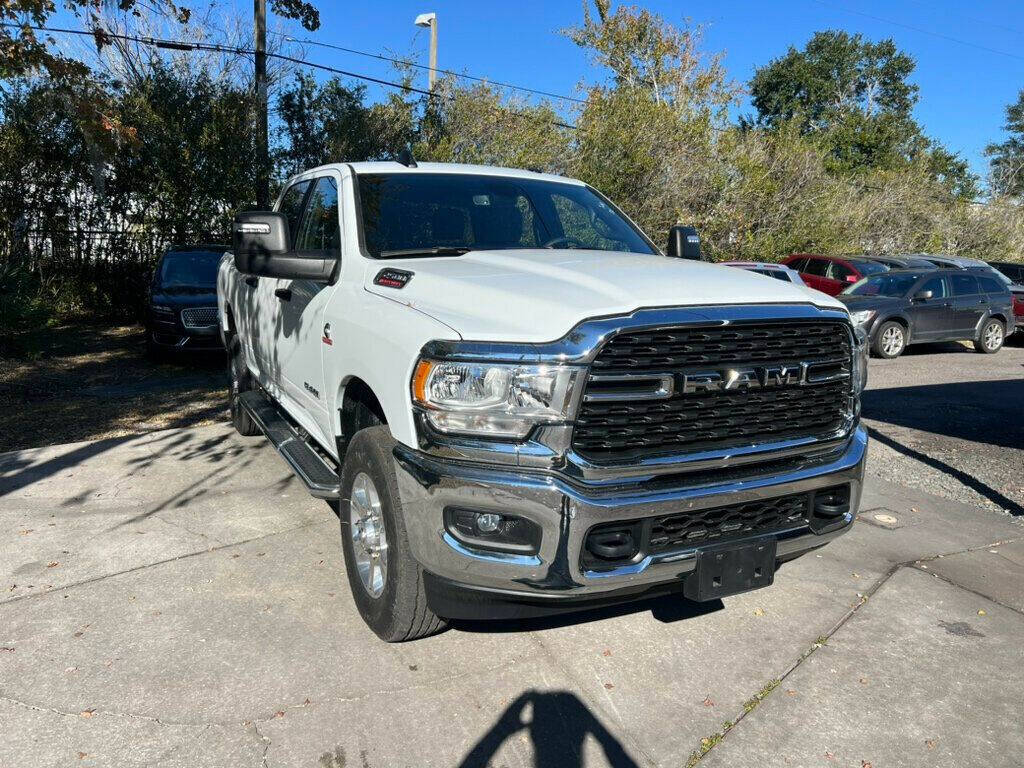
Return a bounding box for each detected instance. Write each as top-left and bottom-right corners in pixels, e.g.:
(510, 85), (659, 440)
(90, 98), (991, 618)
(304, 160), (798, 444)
(244, 276), (258, 288)
(275, 288), (292, 302)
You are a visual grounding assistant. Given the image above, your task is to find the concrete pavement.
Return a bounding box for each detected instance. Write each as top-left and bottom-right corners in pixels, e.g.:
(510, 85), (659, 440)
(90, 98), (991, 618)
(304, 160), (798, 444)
(1, 424), (1022, 768)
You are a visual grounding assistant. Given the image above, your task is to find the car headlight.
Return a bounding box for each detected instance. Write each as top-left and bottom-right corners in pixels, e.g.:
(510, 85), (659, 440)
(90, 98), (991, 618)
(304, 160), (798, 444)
(411, 359), (584, 439)
(848, 309), (876, 326)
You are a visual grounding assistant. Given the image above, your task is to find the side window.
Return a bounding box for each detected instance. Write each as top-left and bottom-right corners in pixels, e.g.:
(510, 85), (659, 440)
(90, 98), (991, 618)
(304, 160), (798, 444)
(803, 258), (829, 277)
(277, 180), (311, 247)
(294, 177), (341, 253)
(977, 275), (1005, 294)
(951, 273), (980, 296)
(919, 276), (947, 299)
(827, 261), (854, 281)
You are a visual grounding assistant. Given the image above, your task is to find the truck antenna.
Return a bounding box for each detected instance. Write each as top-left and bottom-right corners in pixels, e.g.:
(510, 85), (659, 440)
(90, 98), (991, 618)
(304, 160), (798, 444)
(396, 144), (418, 168)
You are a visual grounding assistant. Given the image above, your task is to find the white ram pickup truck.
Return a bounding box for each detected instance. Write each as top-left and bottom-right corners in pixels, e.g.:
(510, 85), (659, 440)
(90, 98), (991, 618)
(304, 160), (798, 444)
(218, 160), (868, 641)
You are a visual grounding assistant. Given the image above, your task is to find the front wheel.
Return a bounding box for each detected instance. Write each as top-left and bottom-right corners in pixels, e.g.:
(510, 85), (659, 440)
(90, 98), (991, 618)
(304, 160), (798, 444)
(974, 319), (1005, 354)
(872, 321), (906, 359)
(339, 426), (447, 642)
(227, 337), (260, 436)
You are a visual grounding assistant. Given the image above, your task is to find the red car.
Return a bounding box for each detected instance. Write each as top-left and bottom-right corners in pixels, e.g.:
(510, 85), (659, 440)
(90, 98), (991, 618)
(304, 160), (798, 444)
(783, 254), (889, 296)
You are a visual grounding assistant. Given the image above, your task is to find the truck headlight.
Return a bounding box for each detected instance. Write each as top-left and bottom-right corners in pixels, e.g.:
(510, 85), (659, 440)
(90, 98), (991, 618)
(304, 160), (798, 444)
(851, 325), (869, 395)
(848, 310), (876, 327)
(411, 359), (584, 439)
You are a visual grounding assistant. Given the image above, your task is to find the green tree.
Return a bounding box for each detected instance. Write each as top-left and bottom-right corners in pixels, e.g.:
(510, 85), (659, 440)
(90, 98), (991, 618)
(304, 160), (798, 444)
(986, 89), (1024, 197)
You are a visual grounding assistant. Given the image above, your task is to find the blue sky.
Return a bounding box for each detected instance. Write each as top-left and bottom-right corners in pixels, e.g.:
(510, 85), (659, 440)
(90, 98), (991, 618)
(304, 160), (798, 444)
(303, 0), (1024, 182)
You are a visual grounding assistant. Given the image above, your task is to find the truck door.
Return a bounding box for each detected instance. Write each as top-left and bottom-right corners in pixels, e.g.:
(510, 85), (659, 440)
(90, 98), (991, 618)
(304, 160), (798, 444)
(267, 174), (341, 449)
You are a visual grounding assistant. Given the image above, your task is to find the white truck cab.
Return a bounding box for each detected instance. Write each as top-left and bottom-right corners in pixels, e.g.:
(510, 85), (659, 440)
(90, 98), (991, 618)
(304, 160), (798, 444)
(218, 160), (868, 641)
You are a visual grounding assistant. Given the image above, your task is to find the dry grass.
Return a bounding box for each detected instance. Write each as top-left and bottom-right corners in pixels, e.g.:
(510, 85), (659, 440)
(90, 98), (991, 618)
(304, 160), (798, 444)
(0, 324), (226, 453)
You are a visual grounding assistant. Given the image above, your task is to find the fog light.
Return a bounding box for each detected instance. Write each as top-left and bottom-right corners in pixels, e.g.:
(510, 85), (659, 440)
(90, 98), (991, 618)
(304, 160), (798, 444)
(475, 513), (501, 533)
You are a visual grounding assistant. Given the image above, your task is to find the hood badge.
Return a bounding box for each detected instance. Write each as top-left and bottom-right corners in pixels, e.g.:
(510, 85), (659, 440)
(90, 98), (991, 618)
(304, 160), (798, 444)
(374, 268), (413, 289)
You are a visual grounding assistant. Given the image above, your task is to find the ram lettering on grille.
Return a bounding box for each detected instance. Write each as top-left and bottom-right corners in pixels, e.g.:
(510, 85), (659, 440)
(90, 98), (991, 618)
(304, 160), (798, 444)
(573, 321), (852, 462)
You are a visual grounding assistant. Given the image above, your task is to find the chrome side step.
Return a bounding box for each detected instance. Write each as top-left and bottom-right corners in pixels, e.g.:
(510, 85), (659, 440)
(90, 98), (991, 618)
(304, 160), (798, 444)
(237, 390), (340, 499)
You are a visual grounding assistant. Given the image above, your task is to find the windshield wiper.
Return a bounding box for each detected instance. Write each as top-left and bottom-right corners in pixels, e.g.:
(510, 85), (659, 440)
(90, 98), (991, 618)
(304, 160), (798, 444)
(378, 246), (472, 259)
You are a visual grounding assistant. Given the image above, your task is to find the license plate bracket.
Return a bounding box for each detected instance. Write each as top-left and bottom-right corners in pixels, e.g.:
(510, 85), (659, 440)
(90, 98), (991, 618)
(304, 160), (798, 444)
(684, 538), (777, 602)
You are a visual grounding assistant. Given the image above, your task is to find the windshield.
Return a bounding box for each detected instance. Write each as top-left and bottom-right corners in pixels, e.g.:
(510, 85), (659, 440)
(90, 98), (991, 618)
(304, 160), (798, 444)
(158, 251), (223, 287)
(844, 272), (924, 297)
(853, 261), (888, 276)
(356, 173), (656, 258)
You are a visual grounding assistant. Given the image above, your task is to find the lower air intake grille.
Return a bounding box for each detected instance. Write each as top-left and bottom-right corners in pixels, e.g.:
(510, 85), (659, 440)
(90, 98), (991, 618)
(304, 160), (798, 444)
(181, 306), (218, 328)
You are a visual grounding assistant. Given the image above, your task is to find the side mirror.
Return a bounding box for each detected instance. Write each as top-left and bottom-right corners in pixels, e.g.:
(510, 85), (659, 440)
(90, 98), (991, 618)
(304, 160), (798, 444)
(913, 289), (933, 302)
(845, 274), (858, 283)
(667, 225), (702, 260)
(232, 211), (336, 282)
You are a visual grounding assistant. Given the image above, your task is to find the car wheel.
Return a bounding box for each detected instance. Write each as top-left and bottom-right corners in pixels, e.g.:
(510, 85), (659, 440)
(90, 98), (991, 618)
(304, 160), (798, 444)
(872, 321), (906, 359)
(227, 337), (260, 436)
(339, 426), (447, 642)
(974, 319), (1005, 354)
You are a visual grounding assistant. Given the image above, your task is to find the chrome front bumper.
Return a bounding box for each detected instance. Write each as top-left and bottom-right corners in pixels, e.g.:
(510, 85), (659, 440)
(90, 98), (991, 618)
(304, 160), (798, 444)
(392, 425), (867, 602)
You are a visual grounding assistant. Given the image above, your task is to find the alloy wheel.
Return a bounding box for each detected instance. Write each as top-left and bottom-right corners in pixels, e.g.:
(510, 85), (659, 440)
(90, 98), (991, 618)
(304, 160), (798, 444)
(349, 472), (389, 598)
(984, 322), (1003, 351)
(881, 325), (904, 357)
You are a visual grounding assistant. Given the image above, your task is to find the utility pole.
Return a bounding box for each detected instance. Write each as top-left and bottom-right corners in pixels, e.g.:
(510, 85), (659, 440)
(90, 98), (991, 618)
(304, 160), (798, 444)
(254, 0), (270, 209)
(414, 13), (438, 92)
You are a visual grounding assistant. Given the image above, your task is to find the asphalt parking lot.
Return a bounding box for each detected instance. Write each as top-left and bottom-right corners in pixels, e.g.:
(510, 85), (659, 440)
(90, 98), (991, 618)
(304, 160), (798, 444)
(1, 343), (1022, 768)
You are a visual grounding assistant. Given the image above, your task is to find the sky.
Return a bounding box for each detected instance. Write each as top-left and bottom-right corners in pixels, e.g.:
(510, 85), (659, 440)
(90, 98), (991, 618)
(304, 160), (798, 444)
(51, 0), (1024, 182)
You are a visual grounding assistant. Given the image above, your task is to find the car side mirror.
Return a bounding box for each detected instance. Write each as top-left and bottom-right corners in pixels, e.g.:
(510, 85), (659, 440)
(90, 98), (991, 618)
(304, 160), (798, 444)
(667, 225), (702, 260)
(233, 211), (336, 283)
(845, 274), (858, 283)
(913, 289), (933, 301)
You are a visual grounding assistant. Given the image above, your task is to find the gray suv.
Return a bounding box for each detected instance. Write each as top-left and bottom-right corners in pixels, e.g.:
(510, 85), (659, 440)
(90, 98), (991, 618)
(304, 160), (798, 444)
(838, 269), (1015, 358)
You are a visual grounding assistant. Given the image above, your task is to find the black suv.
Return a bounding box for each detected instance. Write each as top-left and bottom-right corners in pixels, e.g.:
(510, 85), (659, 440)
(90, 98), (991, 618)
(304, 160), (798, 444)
(988, 260), (1024, 284)
(837, 269), (1015, 358)
(146, 245), (228, 355)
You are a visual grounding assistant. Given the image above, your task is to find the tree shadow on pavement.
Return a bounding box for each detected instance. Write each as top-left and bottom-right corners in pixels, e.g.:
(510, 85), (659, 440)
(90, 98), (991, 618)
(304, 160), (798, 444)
(458, 691), (641, 768)
(865, 426), (1022, 516)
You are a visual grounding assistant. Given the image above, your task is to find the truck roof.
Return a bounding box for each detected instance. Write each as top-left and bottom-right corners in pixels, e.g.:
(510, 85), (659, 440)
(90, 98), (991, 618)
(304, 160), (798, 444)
(304, 161), (585, 187)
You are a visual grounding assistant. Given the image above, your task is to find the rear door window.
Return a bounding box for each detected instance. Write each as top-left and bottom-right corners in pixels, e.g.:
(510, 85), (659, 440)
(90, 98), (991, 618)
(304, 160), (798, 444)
(978, 275), (1006, 294)
(827, 261), (855, 281)
(951, 274), (980, 296)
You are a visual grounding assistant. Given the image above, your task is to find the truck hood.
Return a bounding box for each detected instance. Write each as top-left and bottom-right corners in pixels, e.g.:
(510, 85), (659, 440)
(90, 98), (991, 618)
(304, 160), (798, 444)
(364, 249), (847, 342)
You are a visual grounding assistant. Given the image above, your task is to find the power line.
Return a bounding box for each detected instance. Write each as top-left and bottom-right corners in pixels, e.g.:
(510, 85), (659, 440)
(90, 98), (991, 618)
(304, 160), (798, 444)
(279, 34), (591, 105)
(2, 21), (578, 130)
(810, 0), (1024, 63)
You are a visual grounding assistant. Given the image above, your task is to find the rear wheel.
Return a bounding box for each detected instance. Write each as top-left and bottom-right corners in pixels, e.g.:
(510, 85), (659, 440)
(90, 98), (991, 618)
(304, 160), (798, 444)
(974, 319), (1005, 354)
(339, 425), (447, 642)
(872, 321), (906, 359)
(227, 337), (260, 436)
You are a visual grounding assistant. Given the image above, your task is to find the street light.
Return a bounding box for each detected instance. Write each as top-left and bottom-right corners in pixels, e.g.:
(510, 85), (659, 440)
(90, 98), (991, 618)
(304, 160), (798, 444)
(414, 12), (437, 92)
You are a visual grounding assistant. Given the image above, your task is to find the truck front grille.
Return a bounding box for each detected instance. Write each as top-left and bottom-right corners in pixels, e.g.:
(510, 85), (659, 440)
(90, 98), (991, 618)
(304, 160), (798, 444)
(572, 320), (852, 462)
(181, 307), (218, 329)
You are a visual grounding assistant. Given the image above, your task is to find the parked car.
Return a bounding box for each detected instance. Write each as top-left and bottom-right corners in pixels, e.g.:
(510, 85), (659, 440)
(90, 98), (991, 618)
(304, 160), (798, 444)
(865, 255), (937, 270)
(147, 245), (229, 355)
(720, 261), (806, 285)
(837, 269), (1015, 358)
(988, 260), (1024, 284)
(782, 253), (888, 296)
(218, 161), (869, 641)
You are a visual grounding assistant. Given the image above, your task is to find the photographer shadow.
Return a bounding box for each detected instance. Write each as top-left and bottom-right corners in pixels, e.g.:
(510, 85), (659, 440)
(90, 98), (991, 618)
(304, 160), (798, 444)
(458, 690), (640, 768)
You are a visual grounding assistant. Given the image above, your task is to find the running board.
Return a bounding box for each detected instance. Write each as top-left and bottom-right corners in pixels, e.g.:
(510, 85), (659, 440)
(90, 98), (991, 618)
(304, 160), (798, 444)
(237, 390), (340, 499)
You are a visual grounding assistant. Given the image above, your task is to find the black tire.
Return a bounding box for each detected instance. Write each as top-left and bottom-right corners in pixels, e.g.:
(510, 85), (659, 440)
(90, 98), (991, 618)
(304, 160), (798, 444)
(339, 425), (447, 642)
(974, 318), (1005, 354)
(871, 320), (906, 359)
(227, 337), (260, 436)
(145, 331), (165, 361)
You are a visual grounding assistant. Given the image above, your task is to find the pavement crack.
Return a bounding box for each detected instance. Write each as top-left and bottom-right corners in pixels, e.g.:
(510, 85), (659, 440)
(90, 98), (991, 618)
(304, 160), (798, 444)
(251, 721), (272, 768)
(0, 521), (325, 606)
(0, 692), (168, 725)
